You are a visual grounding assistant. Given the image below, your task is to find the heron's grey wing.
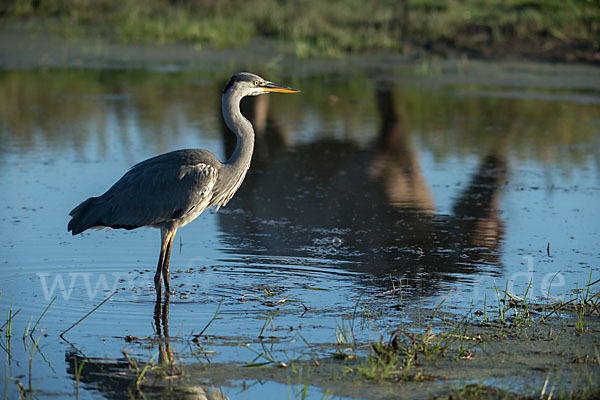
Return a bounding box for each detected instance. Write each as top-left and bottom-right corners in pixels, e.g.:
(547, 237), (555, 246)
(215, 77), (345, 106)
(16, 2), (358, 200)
(95, 160), (218, 228)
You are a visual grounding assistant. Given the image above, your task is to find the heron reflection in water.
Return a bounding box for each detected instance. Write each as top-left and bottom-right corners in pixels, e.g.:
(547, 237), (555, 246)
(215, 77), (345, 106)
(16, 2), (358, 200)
(67, 73), (300, 297)
(66, 297), (228, 399)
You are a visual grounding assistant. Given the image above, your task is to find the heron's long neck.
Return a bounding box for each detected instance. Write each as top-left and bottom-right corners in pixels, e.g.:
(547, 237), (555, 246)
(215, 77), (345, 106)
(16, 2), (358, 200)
(222, 91), (254, 178)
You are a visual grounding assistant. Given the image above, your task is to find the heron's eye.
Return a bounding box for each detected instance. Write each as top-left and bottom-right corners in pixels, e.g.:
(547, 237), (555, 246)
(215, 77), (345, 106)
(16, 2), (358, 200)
(254, 80), (260, 86)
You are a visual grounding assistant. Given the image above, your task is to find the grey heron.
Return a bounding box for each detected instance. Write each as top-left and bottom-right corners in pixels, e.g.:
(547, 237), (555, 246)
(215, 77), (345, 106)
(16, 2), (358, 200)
(67, 72), (300, 296)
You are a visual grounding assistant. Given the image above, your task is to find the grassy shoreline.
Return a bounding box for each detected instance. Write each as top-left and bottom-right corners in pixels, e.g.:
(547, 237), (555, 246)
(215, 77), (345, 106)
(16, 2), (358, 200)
(1, 0), (599, 63)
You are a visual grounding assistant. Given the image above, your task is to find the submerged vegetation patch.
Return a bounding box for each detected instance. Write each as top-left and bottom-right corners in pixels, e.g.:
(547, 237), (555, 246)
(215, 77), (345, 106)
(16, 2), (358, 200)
(1, 0), (599, 61)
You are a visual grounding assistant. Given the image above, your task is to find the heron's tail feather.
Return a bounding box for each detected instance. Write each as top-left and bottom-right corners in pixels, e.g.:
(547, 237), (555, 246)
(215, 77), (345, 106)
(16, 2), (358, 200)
(68, 197), (106, 235)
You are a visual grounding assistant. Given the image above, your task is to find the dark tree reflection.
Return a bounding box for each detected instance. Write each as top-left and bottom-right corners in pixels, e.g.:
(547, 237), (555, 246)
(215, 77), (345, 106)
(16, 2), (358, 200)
(218, 83), (507, 296)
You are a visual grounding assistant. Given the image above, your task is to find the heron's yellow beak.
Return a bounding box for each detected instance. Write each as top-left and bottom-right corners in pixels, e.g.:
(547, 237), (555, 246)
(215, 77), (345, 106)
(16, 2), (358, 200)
(261, 82), (300, 93)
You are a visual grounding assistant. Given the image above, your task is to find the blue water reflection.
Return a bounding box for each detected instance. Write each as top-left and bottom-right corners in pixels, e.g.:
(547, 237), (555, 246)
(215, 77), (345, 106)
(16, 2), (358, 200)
(0, 64), (598, 398)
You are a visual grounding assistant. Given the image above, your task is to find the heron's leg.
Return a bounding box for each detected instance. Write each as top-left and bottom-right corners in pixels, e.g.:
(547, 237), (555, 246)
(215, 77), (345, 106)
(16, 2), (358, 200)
(155, 228), (172, 297)
(162, 231), (176, 295)
(154, 245), (166, 297)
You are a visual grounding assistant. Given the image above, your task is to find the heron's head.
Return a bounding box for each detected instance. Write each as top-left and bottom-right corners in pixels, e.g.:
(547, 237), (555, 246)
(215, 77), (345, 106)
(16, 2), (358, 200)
(223, 72), (300, 98)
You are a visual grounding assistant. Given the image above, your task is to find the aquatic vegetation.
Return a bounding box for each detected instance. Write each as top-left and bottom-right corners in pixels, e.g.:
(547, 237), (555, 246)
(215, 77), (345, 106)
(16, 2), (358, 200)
(481, 271), (600, 334)
(1, 275), (599, 398)
(0, 294), (56, 400)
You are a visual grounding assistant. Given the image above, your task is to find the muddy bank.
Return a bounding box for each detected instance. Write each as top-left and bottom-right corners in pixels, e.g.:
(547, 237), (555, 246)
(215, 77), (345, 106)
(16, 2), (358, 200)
(1, 21), (599, 72)
(64, 306), (600, 399)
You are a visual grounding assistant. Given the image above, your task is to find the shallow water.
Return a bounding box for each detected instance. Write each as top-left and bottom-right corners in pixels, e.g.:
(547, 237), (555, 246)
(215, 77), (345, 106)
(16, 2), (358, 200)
(0, 61), (599, 398)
